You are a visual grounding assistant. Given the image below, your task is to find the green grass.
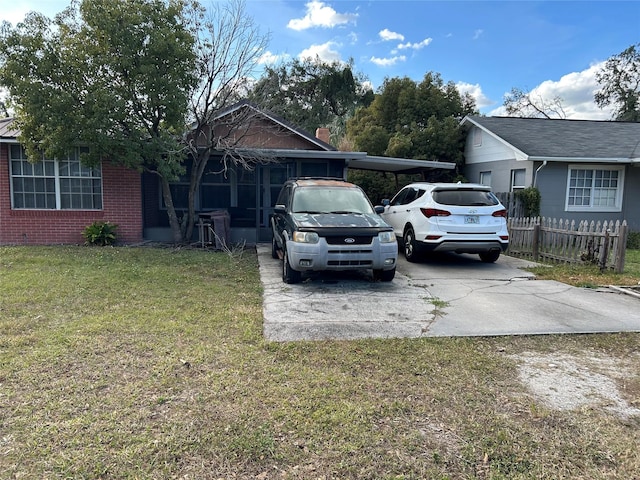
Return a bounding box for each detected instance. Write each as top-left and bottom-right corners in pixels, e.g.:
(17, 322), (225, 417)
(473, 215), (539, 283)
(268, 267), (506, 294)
(526, 248), (640, 287)
(1, 246), (639, 479)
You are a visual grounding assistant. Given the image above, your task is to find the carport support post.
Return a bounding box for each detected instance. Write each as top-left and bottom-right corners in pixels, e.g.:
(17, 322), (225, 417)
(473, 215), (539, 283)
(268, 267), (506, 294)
(532, 223), (540, 261)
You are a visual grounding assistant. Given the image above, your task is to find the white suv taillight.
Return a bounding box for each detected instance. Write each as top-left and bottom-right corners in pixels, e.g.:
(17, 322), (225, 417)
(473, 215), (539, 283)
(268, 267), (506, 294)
(492, 209), (507, 218)
(420, 208), (451, 218)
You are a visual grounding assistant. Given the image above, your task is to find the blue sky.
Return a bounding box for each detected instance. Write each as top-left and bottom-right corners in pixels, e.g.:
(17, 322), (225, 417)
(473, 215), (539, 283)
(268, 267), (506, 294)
(5, 0), (640, 119)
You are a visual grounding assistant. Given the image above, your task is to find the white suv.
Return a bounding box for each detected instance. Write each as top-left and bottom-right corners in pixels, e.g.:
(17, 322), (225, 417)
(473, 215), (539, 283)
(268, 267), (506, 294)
(380, 182), (509, 263)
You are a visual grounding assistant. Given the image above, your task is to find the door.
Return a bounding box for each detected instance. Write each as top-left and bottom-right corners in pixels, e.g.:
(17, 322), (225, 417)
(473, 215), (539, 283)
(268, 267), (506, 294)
(257, 163), (294, 241)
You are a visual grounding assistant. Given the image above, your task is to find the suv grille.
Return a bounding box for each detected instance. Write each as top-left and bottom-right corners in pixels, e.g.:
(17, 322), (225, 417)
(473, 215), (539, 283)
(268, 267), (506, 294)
(325, 235), (373, 245)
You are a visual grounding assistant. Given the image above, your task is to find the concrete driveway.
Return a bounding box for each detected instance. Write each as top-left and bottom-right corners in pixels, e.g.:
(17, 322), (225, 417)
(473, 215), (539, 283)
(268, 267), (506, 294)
(257, 244), (640, 342)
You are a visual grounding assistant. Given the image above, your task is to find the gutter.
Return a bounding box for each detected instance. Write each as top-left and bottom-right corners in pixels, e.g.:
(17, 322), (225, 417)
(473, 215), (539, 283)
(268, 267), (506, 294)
(528, 156), (635, 164)
(533, 160), (547, 188)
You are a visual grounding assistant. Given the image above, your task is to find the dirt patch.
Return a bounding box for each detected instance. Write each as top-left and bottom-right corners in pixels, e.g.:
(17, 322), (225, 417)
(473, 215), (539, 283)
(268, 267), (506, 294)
(510, 352), (640, 419)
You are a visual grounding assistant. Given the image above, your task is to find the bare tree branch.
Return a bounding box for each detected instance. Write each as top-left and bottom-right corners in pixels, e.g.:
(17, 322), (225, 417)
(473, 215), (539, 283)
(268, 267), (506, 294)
(503, 87), (566, 119)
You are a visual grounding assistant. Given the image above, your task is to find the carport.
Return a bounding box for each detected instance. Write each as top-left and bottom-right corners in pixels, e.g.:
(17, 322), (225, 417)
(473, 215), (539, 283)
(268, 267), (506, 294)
(348, 155), (456, 176)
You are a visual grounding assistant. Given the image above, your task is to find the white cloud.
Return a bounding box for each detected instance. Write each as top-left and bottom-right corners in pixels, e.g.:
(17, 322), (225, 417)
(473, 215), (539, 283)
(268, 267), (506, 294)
(298, 42), (342, 63)
(379, 28), (404, 42)
(397, 38), (433, 50)
(5, 2), (59, 25)
(488, 62), (616, 120)
(287, 1), (358, 31)
(473, 29), (484, 40)
(370, 55), (406, 67)
(258, 51), (290, 65)
(456, 82), (493, 109)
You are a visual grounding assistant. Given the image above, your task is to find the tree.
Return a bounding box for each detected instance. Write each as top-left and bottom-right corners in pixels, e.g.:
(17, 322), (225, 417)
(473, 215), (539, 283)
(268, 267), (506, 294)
(347, 72), (477, 175)
(595, 43), (640, 122)
(502, 87), (567, 119)
(248, 57), (373, 142)
(0, 0), (268, 243)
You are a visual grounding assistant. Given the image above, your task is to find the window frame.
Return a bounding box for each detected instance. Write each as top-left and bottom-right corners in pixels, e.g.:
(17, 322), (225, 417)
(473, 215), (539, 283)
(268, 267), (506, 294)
(510, 168), (526, 191)
(479, 171), (492, 187)
(565, 164), (625, 213)
(9, 145), (103, 211)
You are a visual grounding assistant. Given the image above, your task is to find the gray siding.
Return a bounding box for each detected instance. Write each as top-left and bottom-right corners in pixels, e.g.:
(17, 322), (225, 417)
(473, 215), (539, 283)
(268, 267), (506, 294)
(622, 166), (640, 231)
(537, 163), (638, 231)
(464, 159), (533, 192)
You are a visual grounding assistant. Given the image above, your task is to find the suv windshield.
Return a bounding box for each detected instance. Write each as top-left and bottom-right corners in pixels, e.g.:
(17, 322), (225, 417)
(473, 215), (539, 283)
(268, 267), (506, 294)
(292, 186), (375, 214)
(432, 189), (499, 207)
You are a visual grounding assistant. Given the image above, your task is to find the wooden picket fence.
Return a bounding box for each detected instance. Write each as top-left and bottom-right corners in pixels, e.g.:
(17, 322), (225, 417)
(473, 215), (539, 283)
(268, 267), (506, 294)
(507, 217), (629, 273)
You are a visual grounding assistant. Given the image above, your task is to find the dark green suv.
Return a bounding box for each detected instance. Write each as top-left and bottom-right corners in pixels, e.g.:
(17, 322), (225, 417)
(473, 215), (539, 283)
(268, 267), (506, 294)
(270, 178), (397, 284)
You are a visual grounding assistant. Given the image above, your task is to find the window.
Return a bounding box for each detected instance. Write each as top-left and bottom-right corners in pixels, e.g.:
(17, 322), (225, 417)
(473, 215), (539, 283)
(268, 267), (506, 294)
(566, 166), (624, 212)
(510, 169), (526, 191)
(479, 171), (492, 187)
(10, 145), (102, 210)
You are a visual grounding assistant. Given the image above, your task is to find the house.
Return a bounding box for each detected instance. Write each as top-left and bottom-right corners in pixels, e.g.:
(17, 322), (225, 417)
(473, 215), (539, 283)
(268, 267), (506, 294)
(0, 101), (454, 245)
(461, 116), (640, 230)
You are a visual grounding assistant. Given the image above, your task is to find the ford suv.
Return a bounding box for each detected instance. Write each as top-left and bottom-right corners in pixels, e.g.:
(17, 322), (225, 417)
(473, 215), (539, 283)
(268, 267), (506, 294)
(270, 178), (397, 284)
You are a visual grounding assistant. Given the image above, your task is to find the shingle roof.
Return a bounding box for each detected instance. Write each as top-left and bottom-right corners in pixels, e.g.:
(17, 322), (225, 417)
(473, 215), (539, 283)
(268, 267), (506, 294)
(0, 117), (19, 139)
(464, 116), (640, 160)
(213, 99), (336, 151)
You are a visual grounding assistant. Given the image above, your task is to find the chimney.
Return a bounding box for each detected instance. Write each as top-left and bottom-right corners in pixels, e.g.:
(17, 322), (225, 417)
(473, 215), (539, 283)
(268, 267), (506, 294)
(315, 127), (331, 145)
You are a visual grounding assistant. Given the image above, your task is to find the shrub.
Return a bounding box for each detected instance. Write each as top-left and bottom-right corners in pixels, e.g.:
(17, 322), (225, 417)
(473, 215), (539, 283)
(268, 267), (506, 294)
(627, 231), (640, 250)
(515, 187), (541, 217)
(82, 221), (118, 246)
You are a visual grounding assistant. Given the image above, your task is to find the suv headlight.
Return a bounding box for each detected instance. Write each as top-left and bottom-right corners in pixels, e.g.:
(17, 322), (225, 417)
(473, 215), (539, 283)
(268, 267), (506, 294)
(292, 231), (319, 243)
(378, 231), (396, 243)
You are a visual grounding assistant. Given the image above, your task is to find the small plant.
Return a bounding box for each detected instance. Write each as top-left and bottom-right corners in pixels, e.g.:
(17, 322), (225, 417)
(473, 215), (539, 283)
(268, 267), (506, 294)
(82, 221), (118, 246)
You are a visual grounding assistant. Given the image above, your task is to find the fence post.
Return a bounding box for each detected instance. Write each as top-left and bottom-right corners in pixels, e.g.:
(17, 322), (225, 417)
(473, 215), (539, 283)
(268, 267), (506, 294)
(614, 222), (628, 274)
(532, 223), (540, 261)
(598, 227), (610, 272)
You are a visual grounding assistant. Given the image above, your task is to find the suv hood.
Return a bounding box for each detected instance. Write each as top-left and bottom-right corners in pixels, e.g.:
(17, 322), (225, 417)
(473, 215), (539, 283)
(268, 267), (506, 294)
(293, 212), (390, 229)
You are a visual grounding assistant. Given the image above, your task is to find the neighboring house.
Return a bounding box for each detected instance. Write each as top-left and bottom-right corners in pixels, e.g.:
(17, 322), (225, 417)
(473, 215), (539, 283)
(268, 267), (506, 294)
(461, 116), (640, 230)
(0, 101), (454, 245)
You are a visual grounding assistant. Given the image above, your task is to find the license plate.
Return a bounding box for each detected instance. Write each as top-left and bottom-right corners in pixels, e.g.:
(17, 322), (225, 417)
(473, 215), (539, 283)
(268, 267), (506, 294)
(465, 215), (479, 224)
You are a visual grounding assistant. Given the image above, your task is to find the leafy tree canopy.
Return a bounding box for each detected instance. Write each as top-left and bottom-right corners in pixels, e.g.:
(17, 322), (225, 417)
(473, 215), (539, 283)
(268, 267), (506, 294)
(0, 0), (268, 243)
(0, 0), (196, 179)
(248, 57), (373, 141)
(346, 72), (477, 175)
(595, 43), (640, 122)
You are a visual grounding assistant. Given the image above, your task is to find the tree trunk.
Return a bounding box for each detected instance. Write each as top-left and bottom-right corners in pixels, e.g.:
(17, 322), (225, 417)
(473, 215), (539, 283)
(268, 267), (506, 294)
(160, 176), (185, 244)
(183, 149), (212, 243)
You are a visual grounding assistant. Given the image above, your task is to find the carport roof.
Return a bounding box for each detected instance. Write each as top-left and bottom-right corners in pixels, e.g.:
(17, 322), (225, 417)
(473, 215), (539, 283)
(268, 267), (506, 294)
(249, 148), (456, 174)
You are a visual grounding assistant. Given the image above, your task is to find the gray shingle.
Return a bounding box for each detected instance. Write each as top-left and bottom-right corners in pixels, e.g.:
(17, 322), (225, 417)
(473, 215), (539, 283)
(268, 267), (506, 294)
(468, 116), (640, 160)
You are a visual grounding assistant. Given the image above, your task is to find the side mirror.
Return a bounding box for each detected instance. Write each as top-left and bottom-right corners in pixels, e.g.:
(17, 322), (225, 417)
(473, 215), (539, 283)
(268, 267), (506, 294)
(273, 204), (286, 214)
(374, 205), (384, 214)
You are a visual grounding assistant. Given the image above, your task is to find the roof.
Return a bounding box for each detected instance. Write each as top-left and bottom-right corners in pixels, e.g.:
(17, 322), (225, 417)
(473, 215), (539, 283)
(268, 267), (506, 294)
(0, 117), (19, 139)
(462, 115), (640, 162)
(0, 105), (456, 173)
(214, 100), (336, 152)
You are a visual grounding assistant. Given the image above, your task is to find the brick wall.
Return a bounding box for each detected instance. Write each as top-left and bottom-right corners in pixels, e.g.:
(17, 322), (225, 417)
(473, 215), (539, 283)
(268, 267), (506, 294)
(0, 143), (143, 245)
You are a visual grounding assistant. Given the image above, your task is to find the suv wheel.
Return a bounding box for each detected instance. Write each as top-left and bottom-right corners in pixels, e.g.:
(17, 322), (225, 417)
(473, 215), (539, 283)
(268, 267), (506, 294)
(282, 249), (302, 284)
(271, 236), (279, 259)
(403, 227), (420, 263)
(479, 250), (500, 263)
(373, 267), (395, 282)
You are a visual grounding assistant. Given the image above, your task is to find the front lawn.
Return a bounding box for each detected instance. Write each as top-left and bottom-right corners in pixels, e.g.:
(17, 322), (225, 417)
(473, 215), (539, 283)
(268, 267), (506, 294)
(1, 246), (639, 479)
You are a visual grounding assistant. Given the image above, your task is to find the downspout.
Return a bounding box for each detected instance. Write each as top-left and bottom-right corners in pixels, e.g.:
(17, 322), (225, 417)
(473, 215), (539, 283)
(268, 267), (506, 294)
(533, 160), (547, 188)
